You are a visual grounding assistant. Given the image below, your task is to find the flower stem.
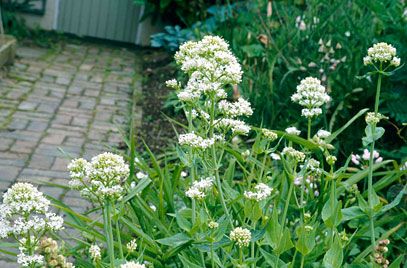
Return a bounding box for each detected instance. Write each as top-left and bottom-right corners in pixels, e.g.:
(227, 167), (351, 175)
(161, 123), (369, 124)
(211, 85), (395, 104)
(113, 203), (124, 259)
(211, 242), (215, 268)
(367, 67), (382, 254)
(282, 176), (294, 226)
(300, 254), (305, 268)
(104, 200), (115, 268)
(307, 117), (312, 140)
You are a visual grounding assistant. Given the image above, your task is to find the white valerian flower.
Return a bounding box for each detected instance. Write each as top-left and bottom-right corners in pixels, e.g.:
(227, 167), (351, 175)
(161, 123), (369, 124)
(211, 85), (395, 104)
(365, 112), (388, 125)
(178, 132), (215, 149)
(270, 153), (281, 160)
(217, 119), (251, 135)
(230, 227), (251, 247)
(262, 129), (278, 141)
(208, 221), (219, 229)
(165, 79), (180, 89)
(126, 239), (137, 253)
(316, 129), (331, 138)
(136, 172), (148, 180)
(291, 77), (330, 118)
(241, 150), (250, 158)
(68, 152), (130, 201)
(89, 244), (101, 262)
(244, 183), (273, 201)
(282, 147), (306, 162)
(185, 177), (214, 199)
(365, 42), (398, 65)
(326, 155), (337, 165)
(285, 126), (301, 136)
(175, 36), (242, 88)
(120, 261), (146, 268)
(17, 253), (44, 267)
(218, 97), (253, 118)
(0, 183), (65, 268)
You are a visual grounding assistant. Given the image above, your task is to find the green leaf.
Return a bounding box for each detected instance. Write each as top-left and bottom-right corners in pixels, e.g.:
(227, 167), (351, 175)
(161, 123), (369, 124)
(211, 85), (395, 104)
(295, 225), (316, 256)
(260, 248), (288, 268)
(323, 237), (343, 268)
(388, 255), (404, 268)
(326, 108), (369, 143)
(179, 255), (203, 268)
(379, 185), (407, 214)
(265, 210), (294, 255)
(241, 44), (265, 58)
(176, 209), (192, 232)
(362, 125), (385, 147)
(341, 206), (365, 222)
(122, 177), (151, 203)
(322, 199), (343, 228)
(156, 233), (192, 247)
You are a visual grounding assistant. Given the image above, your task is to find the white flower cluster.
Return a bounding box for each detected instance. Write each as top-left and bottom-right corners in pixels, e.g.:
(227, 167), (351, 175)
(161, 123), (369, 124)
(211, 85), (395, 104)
(218, 97), (253, 118)
(89, 244), (101, 262)
(68, 153), (130, 201)
(316, 129), (331, 138)
(285, 126), (301, 136)
(230, 227), (251, 247)
(282, 147), (306, 162)
(0, 183), (64, 267)
(17, 253), (44, 267)
(217, 119), (251, 135)
(178, 132), (215, 150)
(364, 42), (400, 66)
(175, 36), (242, 86)
(365, 112), (387, 125)
(351, 149), (383, 167)
(0, 183), (64, 238)
(208, 221), (219, 229)
(291, 77), (330, 118)
(185, 177), (214, 199)
(305, 158), (322, 176)
(126, 239), (137, 252)
(121, 261), (146, 268)
(244, 183), (273, 201)
(262, 129), (278, 141)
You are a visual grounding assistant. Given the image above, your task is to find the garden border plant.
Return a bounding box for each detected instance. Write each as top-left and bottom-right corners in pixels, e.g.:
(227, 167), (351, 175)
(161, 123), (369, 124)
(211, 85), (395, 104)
(0, 36), (405, 268)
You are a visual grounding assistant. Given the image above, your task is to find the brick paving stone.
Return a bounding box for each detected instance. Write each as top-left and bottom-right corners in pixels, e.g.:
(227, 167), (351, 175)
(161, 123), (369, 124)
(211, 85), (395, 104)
(0, 42), (142, 264)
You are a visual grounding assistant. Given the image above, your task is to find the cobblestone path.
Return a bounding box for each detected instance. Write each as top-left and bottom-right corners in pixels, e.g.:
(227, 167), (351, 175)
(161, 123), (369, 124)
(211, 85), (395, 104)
(0, 42), (141, 266)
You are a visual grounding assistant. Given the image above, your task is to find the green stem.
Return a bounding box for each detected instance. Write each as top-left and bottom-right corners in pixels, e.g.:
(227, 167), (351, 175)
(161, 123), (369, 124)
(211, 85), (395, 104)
(192, 199), (196, 225)
(307, 117), (312, 140)
(282, 176), (294, 226)
(367, 67), (382, 254)
(104, 200), (115, 268)
(113, 203), (124, 259)
(211, 242), (215, 268)
(330, 173), (336, 246)
(300, 254), (305, 268)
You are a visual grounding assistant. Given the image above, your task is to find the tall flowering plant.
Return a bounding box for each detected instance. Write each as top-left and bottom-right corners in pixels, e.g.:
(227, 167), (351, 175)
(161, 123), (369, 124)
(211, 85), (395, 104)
(0, 37), (405, 267)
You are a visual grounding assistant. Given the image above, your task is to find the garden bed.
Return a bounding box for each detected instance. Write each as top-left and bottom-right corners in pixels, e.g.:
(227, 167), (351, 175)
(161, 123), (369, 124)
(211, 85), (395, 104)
(138, 49), (184, 153)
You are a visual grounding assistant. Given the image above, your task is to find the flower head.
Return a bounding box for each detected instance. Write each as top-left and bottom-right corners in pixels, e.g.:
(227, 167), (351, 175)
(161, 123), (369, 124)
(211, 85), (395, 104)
(89, 244), (101, 262)
(291, 77), (330, 118)
(120, 261), (146, 268)
(282, 147), (305, 162)
(218, 97), (253, 118)
(285, 126), (301, 136)
(68, 153), (130, 201)
(365, 42), (398, 65)
(230, 227), (251, 247)
(262, 129), (278, 141)
(178, 132), (215, 149)
(126, 239), (137, 253)
(244, 183), (273, 201)
(185, 177), (214, 199)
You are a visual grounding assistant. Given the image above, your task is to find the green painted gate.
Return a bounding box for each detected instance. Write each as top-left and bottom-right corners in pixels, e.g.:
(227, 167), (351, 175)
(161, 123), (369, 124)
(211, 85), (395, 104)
(57, 0), (144, 44)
